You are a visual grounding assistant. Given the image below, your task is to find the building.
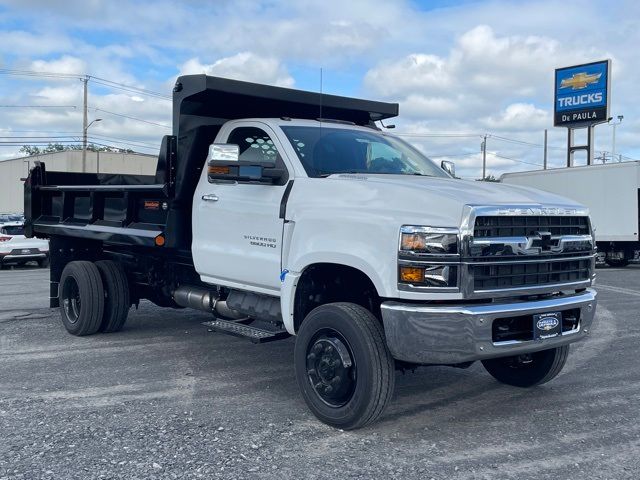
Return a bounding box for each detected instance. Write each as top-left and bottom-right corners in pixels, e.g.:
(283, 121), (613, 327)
(0, 150), (157, 213)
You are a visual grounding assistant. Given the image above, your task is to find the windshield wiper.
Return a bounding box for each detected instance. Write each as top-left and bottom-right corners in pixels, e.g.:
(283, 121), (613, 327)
(317, 171), (364, 178)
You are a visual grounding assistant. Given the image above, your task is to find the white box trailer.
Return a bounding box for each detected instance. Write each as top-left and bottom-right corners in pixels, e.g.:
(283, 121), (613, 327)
(501, 161), (640, 267)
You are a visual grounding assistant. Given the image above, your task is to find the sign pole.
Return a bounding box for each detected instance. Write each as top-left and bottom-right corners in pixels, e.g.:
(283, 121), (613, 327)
(543, 129), (548, 169)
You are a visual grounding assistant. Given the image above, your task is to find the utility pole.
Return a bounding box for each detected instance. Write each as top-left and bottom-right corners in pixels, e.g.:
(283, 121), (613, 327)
(543, 129), (548, 170)
(81, 75), (89, 173)
(481, 134), (487, 180)
(610, 115), (623, 162)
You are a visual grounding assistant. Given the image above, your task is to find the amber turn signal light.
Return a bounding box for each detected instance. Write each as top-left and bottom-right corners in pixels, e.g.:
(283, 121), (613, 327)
(155, 235), (165, 247)
(208, 165), (230, 175)
(399, 266), (424, 283)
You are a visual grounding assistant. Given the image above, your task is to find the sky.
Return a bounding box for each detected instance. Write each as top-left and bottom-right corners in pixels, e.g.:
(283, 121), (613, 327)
(0, 0), (638, 179)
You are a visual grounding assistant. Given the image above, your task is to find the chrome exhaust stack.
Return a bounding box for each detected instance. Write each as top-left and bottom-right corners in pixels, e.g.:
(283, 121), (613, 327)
(172, 286), (245, 319)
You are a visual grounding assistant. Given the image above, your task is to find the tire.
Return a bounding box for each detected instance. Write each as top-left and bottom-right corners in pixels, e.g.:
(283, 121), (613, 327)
(605, 258), (629, 268)
(481, 345), (570, 388)
(95, 260), (130, 333)
(38, 257), (50, 268)
(59, 261), (104, 336)
(294, 302), (395, 430)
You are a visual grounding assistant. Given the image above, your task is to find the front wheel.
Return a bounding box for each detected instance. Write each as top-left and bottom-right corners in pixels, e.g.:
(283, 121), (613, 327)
(294, 303), (395, 430)
(481, 345), (570, 388)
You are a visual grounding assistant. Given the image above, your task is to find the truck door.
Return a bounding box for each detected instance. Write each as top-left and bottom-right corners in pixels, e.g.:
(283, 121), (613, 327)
(192, 122), (291, 295)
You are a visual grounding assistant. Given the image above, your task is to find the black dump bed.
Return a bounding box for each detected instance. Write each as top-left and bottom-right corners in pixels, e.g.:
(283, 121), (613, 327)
(25, 75), (398, 250)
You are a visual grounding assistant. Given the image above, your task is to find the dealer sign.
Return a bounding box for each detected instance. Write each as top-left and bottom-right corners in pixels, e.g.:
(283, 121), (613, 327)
(554, 60), (611, 127)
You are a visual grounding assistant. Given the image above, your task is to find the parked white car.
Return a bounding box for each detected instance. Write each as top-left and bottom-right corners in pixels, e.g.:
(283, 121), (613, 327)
(0, 222), (49, 268)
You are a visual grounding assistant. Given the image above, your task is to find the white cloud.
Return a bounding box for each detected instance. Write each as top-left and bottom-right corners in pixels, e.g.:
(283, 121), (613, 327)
(481, 103), (550, 131)
(1, 1), (639, 178)
(364, 54), (452, 97)
(30, 55), (87, 76)
(179, 53), (294, 87)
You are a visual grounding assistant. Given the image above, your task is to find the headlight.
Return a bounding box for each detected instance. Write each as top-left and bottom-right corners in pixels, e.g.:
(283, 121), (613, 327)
(398, 226), (460, 289)
(400, 226), (459, 255)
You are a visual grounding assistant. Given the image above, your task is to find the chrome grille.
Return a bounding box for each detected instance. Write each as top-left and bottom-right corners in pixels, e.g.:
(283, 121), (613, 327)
(468, 214), (593, 294)
(474, 216), (590, 238)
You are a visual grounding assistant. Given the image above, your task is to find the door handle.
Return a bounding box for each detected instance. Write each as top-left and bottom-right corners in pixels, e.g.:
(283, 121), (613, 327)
(202, 194), (219, 202)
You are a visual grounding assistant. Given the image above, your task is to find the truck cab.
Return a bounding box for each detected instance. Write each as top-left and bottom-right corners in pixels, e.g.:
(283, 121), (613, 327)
(24, 75), (598, 429)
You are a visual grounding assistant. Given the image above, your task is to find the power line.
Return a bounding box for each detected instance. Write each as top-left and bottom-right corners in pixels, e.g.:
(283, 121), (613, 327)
(91, 107), (171, 129)
(0, 69), (171, 100)
(0, 105), (77, 109)
(395, 132), (482, 138)
(0, 135), (79, 139)
(0, 68), (81, 79)
(88, 135), (160, 151)
(0, 130), (82, 134)
(492, 153), (542, 167)
(90, 76), (171, 100)
(431, 152), (479, 158)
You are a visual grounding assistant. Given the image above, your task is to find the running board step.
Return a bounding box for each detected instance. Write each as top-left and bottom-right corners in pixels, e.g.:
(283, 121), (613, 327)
(202, 319), (290, 344)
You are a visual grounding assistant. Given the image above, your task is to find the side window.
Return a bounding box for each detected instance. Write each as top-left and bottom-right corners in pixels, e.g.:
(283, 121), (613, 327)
(227, 127), (280, 164)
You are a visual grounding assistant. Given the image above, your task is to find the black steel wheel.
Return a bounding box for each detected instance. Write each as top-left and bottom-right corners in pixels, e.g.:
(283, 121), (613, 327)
(305, 330), (357, 408)
(294, 302), (395, 430)
(59, 261), (104, 336)
(481, 345), (570, 388)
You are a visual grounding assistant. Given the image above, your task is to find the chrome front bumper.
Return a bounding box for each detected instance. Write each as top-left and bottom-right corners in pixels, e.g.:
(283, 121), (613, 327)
(380, 288), (597, 364)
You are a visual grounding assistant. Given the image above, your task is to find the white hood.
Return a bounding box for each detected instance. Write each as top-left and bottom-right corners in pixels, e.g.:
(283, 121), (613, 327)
(333, 174), (584, 208)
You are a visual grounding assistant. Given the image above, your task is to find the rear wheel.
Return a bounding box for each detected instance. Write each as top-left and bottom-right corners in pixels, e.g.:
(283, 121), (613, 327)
(95, 260), (130, 333)
(294, 302), (395, 430)
(59, 261), (104, 336)
(605, 257), (629, 268)
(481, 345), (570, 388)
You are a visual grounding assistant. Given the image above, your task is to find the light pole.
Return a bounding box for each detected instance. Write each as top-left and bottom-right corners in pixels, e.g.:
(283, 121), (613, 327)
(609, 115), (623, 162)
(82, 118), (102, 172)
(481, 134), (487, 180)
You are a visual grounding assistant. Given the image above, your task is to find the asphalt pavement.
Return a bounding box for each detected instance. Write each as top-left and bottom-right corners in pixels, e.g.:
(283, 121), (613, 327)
(1, 265), (639, 479)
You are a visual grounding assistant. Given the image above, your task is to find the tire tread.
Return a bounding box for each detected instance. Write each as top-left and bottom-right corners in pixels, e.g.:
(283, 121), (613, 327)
(95, 260), (130, 333)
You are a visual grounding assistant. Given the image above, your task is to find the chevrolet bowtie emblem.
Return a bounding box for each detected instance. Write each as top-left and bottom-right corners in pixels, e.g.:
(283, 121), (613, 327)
(560, 72), (602, 90)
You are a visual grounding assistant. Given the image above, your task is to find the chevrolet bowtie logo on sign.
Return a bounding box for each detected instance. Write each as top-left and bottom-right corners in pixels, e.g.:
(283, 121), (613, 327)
(554, 60), (610, 127)
(560, 72), (602, 90)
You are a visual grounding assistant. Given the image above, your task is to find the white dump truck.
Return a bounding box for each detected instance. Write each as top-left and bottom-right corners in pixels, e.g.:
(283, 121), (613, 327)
(25, 75), (598, 429)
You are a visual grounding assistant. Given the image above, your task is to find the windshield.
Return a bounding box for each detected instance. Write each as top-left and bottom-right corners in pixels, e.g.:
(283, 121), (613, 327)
(1, 225), (24, 235)
(281, 126), (449, 178)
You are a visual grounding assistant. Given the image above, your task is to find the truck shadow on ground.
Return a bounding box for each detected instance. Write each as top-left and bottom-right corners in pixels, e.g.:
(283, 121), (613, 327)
(103, 303), (579, 433)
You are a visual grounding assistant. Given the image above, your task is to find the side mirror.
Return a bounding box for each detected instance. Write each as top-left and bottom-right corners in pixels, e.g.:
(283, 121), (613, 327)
(207, 143), (284, 184)
(441, 160), (456, 177)
(208, 143), (239, 162)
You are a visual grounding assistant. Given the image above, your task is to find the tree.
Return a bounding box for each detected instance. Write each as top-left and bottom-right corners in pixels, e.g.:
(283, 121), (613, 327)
(477, 174), (500, 182)
(20, 143), (134, 156)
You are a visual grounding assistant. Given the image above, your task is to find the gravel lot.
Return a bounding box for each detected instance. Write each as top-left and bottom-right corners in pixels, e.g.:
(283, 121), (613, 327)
(1, 265), (639, 479)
